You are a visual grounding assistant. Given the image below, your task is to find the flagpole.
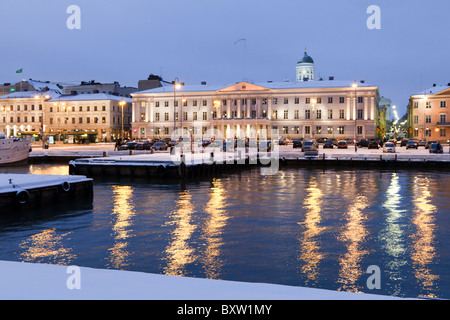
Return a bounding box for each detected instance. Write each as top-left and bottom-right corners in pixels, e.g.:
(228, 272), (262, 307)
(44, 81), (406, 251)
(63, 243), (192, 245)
(234, 38), (247, 82)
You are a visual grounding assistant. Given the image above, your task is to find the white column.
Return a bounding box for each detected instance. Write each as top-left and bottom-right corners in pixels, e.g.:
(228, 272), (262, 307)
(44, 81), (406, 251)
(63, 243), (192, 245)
(237, 98), (241, 118)
(131, 101), (136, 122)
(370, 97), (375, 120)
(353, 97), (357, 121)
(256, 98), (261, 119)
(227, 99), (231, 119)
(246, 98), (250, 118)
(346, 97), (351, 120)
(363, 97), (368, 120)
(267, 97), (272, 120)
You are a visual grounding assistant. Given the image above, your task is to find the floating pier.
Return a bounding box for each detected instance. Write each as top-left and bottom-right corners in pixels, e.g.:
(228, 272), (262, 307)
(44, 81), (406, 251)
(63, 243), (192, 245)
(68, 151), (265, 179)
(68, 150), (450, 179)
(0, 174), (93, 213)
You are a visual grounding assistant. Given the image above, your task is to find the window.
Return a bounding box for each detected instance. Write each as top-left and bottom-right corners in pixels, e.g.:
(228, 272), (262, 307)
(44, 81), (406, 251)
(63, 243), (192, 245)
(193, 112), (198, 121)
(306, 98), (310, 104)
(440, 128), (446, 137)
(164, 113), (169, 121)
(102, 117), (106, 124)
(358, 109), (363, 119)
(305, 110), (311, 119)
(328, 97), (333, 104)
(203, 112), (208, 120)
(414, 101), (418, 108)
(316, 110), (321, 119)
(102, 106), (106, 111)
(338, 126), (345, 134)
(316, 126), (322, 134)
(305, 126), (310, 134)
(155, 101), (160, 107)
(328, 110), (333, 119)
(414, 129), (419, 137)
(175, 113), (179, 121)
(155, 113), (160, 121)
(440, 114), (447, 123)
(87, 117), (91, 124)
(140, 113), (146, 121)
(425, 129), (431, 137)
(165, 101), (169, 107)
(358, 97), (363, 103)
(164, 127), (169, 135)
(294, 110), (299, 119)
(79, 117), (83, 124)
(203, 100), (208, 106)
(294, 126), (300, 134)
(183, 100), (188, 107)
(426, 115), (431, 123)
(183, 112), (188, 121)
(357, 126), (363, 134)
(272, 98), (278, 105)
(72, 118), (75, 124)
(155, 127), (160, 135)
(284, 98), (289, 104)
(441, 101), (447, 108)
(339, 109), (345, 119)
(317, 97), (322, 104)
(414, 115), (418, 124)
(193, 100), (197, 107)
(339, 97), (345, 104)
(294, 97), (300, 104)
(327, 126), (333, 135)
(273, 110), (278, 119)
(426, 101), (431, 108)
(282, 126), (288, 134)
(79, 106), (83, 112)
(284, 110), (289, 119)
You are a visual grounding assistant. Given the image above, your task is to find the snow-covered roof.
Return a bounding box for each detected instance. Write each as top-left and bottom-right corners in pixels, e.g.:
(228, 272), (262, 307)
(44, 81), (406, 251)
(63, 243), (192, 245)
(26, 79), (63, 95)
(133, 80), (376, 95)
(0, 91), (61, 100)
(412, 85), (450, 96)
(51, 93), (132, 103)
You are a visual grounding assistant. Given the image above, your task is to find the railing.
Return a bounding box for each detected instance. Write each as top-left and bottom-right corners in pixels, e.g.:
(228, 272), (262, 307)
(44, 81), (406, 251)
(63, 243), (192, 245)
(437, 122), (450, 126)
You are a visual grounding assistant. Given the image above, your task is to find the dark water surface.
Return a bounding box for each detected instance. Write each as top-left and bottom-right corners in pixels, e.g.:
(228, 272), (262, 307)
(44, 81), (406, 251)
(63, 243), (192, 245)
(0, 164), (449, 299)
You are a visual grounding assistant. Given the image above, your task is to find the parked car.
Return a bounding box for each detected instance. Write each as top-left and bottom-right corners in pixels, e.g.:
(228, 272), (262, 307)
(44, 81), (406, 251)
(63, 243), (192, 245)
(357, 139), (369, 147)
(425, 140), (437, 149)
(429, 143), (443, 154)
(278, 138), (290, 146)
(383, 142), (396, 153)
(400, 139), (409, 147)
(337, 140), (348, 149)
(135, 141), (152, 150)
(368, 141), (379, 149)
(119, 142), (138, 150)
(345, 138), (354, 145)
(406, 140), (418, 149)
(323, 140), (334, 149)
(316, 137), (327, 144)
(418, 139), (427, 147)
(292, 139), (303, 148)
(151, 142), (168, 150)
(302, 140), (318, 152)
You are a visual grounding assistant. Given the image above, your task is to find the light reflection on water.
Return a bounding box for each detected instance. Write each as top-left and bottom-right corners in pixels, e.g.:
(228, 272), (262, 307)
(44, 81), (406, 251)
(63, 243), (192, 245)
(0, 164), (449, 299)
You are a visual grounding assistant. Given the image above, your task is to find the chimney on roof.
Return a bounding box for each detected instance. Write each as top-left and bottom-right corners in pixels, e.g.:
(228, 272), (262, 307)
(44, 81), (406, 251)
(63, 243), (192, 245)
(329, 76), (334, 81)
(448, 83), (450, 86)
(201, 81), (207, 85)
(360, 80), (365, 83)
(433, 84), (436, 87)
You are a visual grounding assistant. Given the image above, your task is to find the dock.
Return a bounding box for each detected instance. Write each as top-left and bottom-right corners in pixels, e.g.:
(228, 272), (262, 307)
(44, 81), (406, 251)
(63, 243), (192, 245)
(68, 151), (262, 178)
(0, 174), (93, 213)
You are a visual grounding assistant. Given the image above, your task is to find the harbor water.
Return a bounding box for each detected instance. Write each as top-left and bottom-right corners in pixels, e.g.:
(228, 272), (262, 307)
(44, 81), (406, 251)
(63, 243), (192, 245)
(0, 164), (449, 299)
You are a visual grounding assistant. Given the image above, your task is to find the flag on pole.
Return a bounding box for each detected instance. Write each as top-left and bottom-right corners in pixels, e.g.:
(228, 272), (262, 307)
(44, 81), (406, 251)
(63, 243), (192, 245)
(16, 68), (23, 73)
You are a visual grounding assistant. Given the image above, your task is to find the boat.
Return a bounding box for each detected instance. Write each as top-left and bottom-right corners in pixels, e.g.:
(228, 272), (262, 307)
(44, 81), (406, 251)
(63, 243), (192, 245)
(0, 133), (32, 166)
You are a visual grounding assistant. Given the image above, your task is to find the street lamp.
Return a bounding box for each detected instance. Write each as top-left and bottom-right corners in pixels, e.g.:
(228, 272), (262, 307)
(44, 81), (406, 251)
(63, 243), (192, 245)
(311, 98), (317, 140)
(35, 93), (51, 149)
(119, 99), (127, 141)
(172, 78), (184, 138)
(352, 82), (358, 152)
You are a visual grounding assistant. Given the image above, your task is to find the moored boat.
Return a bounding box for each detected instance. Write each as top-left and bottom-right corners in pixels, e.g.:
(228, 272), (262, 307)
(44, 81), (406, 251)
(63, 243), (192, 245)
(0, 133), (32, 166)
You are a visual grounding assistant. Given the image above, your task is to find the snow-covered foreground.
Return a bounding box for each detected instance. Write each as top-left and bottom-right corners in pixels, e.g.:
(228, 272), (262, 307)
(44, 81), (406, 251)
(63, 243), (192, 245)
(0, 261), (407, 300)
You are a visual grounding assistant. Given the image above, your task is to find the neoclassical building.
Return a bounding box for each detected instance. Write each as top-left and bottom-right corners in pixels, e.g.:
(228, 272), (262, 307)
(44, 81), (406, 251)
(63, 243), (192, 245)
(131, 79), (380, 141)
(407, 84), (450, 141)
(130, 51), (381, 141)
